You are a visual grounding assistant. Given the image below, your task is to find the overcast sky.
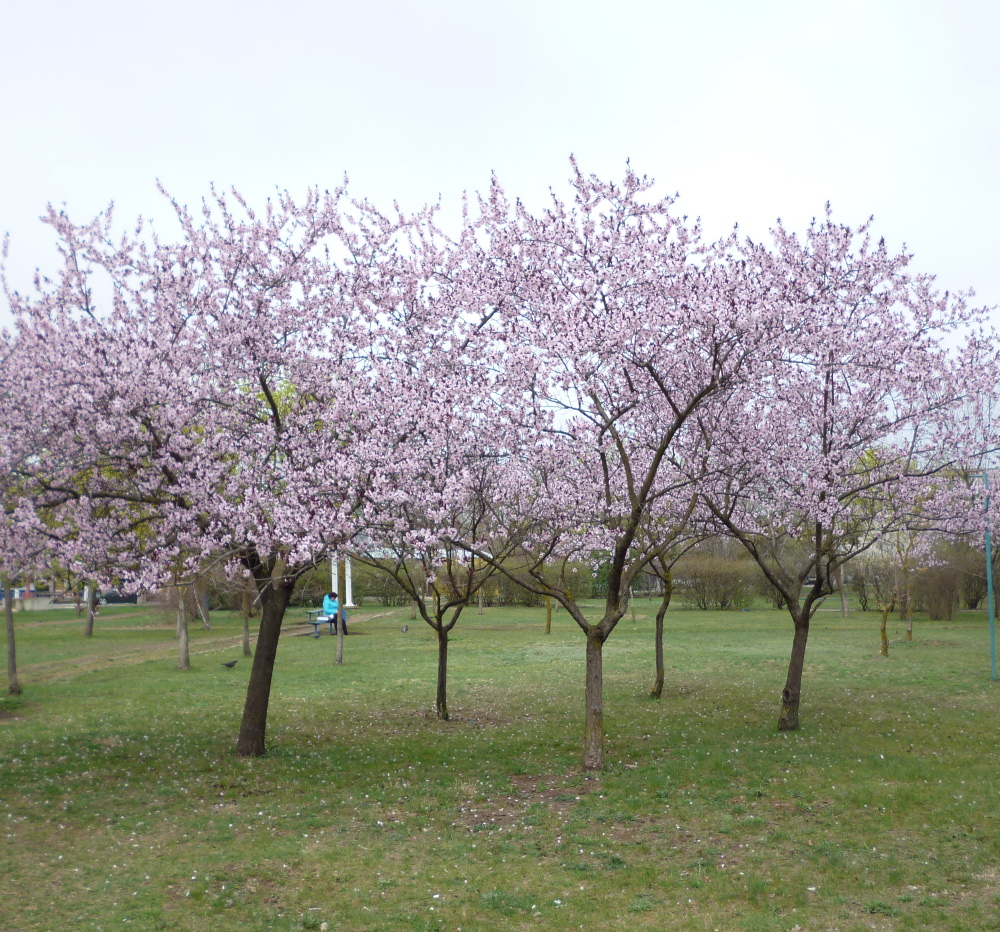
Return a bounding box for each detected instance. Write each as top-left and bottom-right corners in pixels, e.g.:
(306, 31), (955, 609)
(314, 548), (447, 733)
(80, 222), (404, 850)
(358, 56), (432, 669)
(2, 0), (997, 323)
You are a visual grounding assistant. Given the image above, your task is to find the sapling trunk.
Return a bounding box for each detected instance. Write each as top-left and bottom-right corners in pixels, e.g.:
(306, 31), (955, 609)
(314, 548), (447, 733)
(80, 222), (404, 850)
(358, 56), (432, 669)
(176, 598), (190, 671)
(196, 581), (212, 630)
(834, 565), (849, 617)
(336, 560), (346, 666)
(5, 581), (20, 696)
(241, 584), (254, 656)
(436, 628), (450, 721)
(83, 585), (97, 638)
(650, 572), (672, 699)
(880, 599), (895, 657)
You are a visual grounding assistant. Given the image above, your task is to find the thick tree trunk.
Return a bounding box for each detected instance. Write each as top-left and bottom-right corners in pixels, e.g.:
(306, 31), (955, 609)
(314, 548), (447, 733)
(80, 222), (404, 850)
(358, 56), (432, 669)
(176, 598), (190, 671)
(583, 629), (606, 770)
(650, 573), (672, 699)
(5, 582), (20, 696)
(436, 628), (450, 721)
(236, 583), (292, 757)
(83, 586), (98, 638)
(778, 614), (810, 731)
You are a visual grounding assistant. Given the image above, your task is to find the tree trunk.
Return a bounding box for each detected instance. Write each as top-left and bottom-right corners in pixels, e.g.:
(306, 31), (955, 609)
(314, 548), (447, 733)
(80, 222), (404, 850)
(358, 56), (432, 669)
(4, 579), (21, 696)
(905, 575), (914, 641)
(879, 599), (895, 657)
(236, 583), (292, 757)
(436, 628), (450, 721)
(834, 565), (849, 617)
(176, 597), (190, 671)
(650, 572), (672, 699)
(241, 581), (255, 656)
(195, 579), (212, 630)
(478, 589), (484, 616)
(335, 559), (346, 666)
(778, 613), (810, 731)
(83, 585), (98, 638)
(583, 629), (606, 770)
(545, 595), (552, 635)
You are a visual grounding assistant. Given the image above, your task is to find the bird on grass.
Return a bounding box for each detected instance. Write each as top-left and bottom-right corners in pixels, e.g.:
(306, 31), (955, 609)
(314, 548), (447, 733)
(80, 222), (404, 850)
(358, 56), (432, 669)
(402, 625), (408, 633)
(221, 660), (238, 668)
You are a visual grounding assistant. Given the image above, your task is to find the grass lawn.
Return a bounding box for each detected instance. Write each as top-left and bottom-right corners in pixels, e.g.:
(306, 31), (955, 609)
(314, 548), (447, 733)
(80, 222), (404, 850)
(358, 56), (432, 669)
(2, 598), (999, 931)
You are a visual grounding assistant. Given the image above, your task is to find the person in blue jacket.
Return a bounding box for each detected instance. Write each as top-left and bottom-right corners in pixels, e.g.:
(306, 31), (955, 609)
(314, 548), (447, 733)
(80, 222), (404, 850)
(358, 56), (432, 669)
(322, 591), (347, 635)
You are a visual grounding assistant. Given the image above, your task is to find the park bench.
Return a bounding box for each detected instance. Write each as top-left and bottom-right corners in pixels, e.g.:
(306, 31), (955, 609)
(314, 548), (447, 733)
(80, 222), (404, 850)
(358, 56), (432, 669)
(306, 611), (349, 636)
(305, 609), (336, 636)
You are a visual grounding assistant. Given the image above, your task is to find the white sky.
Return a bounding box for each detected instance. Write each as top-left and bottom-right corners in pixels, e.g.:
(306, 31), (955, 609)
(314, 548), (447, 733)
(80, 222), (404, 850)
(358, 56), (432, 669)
(1, 0), (997, 322)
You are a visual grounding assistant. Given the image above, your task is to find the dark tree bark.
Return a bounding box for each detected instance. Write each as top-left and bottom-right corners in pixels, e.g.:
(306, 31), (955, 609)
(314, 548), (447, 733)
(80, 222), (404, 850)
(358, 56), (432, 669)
(4, 580), (20, 696)
(236, 579), (293, 757)
(436, 628), (450, 721)
(650, 570), (673, 699)
(778, 613), (810, 731)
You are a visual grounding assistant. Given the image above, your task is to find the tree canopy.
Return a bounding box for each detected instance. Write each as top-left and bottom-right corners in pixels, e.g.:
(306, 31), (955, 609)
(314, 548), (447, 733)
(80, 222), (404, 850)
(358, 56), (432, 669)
(3, 164), (996, 763)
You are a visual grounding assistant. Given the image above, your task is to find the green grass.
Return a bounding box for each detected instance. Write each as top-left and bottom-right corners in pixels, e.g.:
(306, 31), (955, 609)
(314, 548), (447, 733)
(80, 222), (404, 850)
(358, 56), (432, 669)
(2, 598), (1000, 930)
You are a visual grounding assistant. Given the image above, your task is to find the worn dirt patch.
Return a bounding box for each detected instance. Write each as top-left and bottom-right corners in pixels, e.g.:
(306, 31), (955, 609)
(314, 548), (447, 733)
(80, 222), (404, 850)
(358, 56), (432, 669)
(452, 771), (601, 832)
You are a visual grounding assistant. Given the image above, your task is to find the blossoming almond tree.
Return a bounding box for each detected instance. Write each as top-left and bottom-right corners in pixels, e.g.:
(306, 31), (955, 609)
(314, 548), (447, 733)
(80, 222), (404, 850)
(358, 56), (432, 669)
(0, 326), (69, 695)
(695, 211), (998, 730)
(2, 186), (452, 756)
(343, 205), (517, 722)
(444, 164), (793, 769)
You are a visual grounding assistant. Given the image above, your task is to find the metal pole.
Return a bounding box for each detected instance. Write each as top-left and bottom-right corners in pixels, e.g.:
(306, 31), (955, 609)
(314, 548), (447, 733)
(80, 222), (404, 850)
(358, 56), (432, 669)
(986, 470), (997, 682)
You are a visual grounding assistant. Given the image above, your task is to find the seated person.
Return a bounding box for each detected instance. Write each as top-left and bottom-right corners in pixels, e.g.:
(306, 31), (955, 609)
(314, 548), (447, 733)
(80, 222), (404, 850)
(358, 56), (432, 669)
(322, 591), (348, 634)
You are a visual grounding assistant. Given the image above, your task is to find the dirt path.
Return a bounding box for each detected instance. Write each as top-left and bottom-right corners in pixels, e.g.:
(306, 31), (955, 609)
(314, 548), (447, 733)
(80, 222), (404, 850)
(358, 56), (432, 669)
(14, 609), (407, 684)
